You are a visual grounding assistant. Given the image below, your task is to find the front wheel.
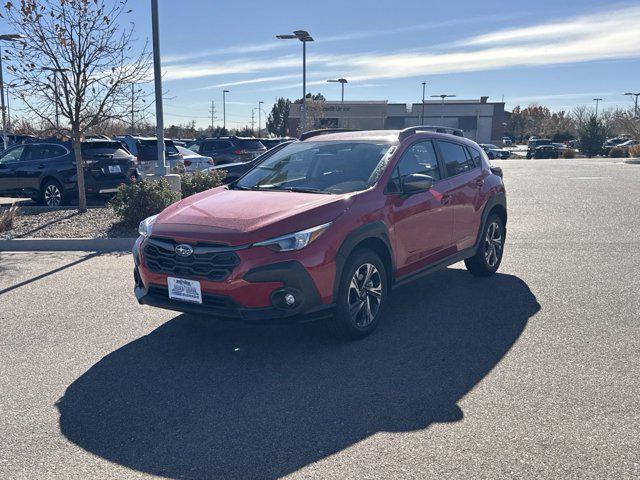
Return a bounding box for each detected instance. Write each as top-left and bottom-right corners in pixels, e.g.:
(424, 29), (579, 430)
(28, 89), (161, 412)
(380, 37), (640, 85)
(465, 213), (505, 276)
(329, 249), (388, 340)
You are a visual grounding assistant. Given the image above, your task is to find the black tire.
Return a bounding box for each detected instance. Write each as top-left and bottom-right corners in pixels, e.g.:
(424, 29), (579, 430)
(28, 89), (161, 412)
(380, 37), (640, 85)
(328, 249), (388, 340)
(464, 213), (505, 277)
(40, 179), (64, 207)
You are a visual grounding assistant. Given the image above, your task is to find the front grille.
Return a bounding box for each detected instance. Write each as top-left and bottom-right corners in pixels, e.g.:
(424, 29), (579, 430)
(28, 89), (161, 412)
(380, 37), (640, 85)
(143, 237), (241, 281)
(147, 285), (240, 318)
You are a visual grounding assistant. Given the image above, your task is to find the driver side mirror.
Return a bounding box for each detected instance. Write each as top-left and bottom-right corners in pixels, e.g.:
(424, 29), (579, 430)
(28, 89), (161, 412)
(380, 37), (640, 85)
(402, 173), (434, 194)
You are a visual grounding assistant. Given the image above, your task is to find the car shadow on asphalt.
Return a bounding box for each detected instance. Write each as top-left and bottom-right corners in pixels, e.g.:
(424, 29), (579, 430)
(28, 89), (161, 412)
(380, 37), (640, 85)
(57, 268), (540, 480)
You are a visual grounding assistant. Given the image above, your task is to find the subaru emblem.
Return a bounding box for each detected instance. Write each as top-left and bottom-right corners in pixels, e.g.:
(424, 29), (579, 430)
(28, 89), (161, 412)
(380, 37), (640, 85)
(175, 244), (194, 257)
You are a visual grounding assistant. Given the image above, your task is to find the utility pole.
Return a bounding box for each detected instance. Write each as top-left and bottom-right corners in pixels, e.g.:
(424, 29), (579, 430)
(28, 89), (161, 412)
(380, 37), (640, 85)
(209, 100), (217, 133)
(593, 98), (603, 116)
(624, 92), (640, 117)
(258, 100), (264, 137)
(130, 83), (135, 134)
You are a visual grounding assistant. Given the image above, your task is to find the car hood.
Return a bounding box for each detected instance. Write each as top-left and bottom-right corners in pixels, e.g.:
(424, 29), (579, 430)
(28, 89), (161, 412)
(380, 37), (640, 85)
(152, 186), (356, 245)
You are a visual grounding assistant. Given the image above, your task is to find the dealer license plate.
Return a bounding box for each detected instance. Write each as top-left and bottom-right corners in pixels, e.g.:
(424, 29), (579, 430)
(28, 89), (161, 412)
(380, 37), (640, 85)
(167, 277), (202, 304)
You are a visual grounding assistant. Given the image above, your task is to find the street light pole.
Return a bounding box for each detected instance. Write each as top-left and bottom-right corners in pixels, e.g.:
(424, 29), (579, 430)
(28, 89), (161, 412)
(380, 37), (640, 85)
(624, 92), (640, 117)
(593, 98), (603, 117)
(150, 0), (167, 175)
(222, 89), (229, 133)
(131, 83), (135, 134)
(276, 30), (314, 134)
(430, 94), (456, 121)
(421, 82), (426, 124)
(327, 78), (348, 104)
(258, 100), (264, 136)
(0, 33), (26, 150)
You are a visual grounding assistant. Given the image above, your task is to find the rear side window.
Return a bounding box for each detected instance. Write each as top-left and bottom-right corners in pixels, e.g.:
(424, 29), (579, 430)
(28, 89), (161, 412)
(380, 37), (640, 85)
(28, 144), (67, 161)
(437, 141), (476, 177)
(238, 140), (265, 150)
(164, 141), (179, 155)
(466, 146), (483, 167)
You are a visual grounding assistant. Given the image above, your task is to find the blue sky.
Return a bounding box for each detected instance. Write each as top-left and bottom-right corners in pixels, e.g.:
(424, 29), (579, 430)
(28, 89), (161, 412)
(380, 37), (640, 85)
(4, 0), (640, 128)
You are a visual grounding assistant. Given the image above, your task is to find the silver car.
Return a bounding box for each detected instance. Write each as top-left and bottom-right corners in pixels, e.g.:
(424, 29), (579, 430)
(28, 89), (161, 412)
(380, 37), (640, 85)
(177, 146), (214, 172)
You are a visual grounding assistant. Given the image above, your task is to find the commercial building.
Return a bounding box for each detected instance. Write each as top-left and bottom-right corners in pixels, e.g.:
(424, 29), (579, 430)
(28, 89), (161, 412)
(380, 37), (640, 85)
(288, 97), (508, 143)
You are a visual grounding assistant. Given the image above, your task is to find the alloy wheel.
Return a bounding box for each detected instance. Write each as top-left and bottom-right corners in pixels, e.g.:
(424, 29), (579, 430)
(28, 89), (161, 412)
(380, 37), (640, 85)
(347, 263), (382, 327)
(44, 184), (62, 207)
(484, 221), (503, 267)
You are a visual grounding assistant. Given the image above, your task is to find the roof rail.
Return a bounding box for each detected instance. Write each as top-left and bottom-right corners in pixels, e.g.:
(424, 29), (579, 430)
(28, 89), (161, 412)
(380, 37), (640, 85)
(299, 128), (359, 141)
(399, 125), (464, 141)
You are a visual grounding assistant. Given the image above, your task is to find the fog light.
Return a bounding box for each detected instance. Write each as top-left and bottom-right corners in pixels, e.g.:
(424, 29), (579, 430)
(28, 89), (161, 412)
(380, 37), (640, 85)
(284, 293), (296, 306)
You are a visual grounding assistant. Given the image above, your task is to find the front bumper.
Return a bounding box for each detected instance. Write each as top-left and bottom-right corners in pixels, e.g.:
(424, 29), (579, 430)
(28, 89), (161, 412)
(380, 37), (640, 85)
(133, 238), (334, 323)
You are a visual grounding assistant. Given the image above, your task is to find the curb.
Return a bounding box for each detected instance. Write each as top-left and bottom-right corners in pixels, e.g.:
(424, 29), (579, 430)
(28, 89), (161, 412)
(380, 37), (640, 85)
(0, 237), (136, 252)
(623, 158), (640, 165)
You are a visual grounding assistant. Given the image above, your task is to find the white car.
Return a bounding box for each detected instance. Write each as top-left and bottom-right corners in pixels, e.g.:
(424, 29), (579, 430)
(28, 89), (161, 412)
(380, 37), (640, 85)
(177, 146), (214, 172)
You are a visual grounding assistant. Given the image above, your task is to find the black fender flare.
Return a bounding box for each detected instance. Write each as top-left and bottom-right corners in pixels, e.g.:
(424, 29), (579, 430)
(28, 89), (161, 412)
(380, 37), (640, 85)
(473, 192), (507, 250)
(333, 220), (394, 302)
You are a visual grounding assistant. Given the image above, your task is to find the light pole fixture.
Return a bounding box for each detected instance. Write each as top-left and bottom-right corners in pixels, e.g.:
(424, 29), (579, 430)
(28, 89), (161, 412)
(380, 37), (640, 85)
(42, 67), (70, 132)
(0, 33), (26, 150)
(258, 100), (264, 137)
(327, 78), (347, 104)
(222, 89), (229, 133)
(276, 30), (314, 133)
(421, 82), (427, 124)
(431, 94), (456, 120)
(593, 98), (603, 116)
(624, 92), (640, 118)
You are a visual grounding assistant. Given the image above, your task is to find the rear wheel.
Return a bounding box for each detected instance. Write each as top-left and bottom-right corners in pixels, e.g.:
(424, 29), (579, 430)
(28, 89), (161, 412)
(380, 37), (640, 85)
(329, 249), (387, 340)
(465, 213), (505, 276)
(41, 179), (63, 207)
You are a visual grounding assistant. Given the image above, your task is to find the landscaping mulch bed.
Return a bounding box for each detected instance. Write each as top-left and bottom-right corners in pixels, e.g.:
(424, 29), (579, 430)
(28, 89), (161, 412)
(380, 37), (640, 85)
(0, 206), (137, 239)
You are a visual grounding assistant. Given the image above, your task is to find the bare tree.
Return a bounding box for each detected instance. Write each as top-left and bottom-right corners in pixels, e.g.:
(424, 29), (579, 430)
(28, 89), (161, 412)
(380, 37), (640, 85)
(3, 0), (151, 211)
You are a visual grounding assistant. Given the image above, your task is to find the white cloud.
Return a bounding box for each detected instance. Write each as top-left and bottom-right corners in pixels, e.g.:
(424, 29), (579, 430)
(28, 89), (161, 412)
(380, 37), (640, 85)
(162, 4), (640, 88)
(200, 74), (300, 89)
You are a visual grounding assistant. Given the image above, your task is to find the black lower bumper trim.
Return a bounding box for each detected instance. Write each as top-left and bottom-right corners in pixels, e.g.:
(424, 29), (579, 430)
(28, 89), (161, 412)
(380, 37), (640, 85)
(135, 284), (333, 324)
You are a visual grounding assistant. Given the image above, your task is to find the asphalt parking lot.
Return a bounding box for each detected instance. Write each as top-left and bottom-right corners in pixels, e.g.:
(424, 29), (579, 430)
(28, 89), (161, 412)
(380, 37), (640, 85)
(1, 157), (639, 479)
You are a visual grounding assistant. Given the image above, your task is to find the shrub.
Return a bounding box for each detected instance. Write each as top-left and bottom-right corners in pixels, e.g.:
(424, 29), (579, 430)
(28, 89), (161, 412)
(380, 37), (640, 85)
(562, 148), (576, 159)
(628, 144), (640, 158)
(0, 203), (19, 233)
(180, 169), (227, 198)
(608, 146), (627, 158)
(110, 178), (179, 226)
(578, 116), (607, 157)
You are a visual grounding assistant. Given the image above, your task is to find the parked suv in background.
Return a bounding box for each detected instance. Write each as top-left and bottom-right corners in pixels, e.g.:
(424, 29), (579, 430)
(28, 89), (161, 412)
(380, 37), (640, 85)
(114, 136), (183, 173)
(188, 136), (266, 165)
(133, 127), (507, 339)
(526, 138), (552, 158)
(0, 140), (137, 206)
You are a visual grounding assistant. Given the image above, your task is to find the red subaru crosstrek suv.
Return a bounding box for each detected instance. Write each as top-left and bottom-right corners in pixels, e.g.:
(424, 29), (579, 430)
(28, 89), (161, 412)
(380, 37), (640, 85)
(133, 127), (507, 338)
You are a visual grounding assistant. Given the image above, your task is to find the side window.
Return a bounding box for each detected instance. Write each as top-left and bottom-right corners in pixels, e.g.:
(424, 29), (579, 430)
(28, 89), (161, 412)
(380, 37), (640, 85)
(27, 144), (67, 161)
(0, 146), (25, 163)
(387, 141), (440, 193)
(466, 146), (482, 167)
(217, 141), (232, 150)
(438, 141), (475, 177)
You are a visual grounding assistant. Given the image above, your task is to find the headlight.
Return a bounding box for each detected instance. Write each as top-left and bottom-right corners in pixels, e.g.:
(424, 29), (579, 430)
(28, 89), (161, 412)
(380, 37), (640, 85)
(138, 214), (158, 237)
(253, 222), (332, 252)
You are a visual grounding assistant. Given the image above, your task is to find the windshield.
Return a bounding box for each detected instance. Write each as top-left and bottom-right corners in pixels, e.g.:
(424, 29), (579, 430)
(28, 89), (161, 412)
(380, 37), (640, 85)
(234, 140), (395, 194)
